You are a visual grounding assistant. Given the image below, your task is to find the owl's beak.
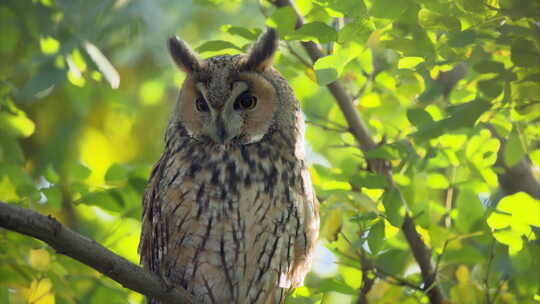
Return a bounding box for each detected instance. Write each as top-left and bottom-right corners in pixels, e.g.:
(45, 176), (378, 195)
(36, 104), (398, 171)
(210, 115), (235, 145)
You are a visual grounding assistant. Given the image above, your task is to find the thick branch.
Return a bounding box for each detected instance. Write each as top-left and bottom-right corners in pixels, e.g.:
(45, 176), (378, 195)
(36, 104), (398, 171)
(486, 125), (540, 200)
(0, 201), (193, 304)
(271, 1), (444, 303)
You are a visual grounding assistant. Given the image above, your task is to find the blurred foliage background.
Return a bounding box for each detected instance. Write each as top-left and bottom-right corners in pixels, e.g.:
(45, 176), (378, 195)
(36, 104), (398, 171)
(1, 0), (539, 303)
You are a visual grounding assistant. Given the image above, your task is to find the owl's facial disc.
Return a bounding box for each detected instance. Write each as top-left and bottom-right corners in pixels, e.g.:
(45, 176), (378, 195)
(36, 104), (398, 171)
(195, 82), (247, 145)
(172, 29), (279, 146)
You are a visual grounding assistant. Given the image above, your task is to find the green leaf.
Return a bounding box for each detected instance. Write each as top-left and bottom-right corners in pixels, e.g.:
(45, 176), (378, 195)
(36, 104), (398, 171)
(412, 99), (492, 142)
(286, 22), (338, 44)
(0, 136), (24, 164)
(338, 20), (371, 45)
(313, 52), (351, 85)
(0, 7), (19, 53)
(503, 127), (526, 167)
(365, 143), (407, 160)
(370, 0), (410, 19)
(0, 100), (35, 138)
(478, 79), (503, 98)
(447, 30), (476, 48)
(221, 25), (261, 40)
(43, 186), (63, 209)
(266, 6), (297, 36)
(105, 163), (129, 185)
(456, 0), (485, 13)
(68, 162), (91, 181)
(20, 64), (66, 99)
(16, 184), (40, 201)
(382, 189), (405, 227)
(427, 173), (449, 189)
(499, 192), (540, 228)
(473, 60), (505, 74)
(196, 40), (242, 53)
(79, 189), (124, 213)
(325, 0), (367, 18)
(455, 188), (484, 233)
(375, 249), (409, 274)
(520, 73), (540, 83)
(367, 220), (385, 254)
(351, 171), (388, 189)
(44, 165), (60, 184)
(418, 9), (461, 31)
(407, 108), (433, 128)
(314, 278), (357, 295)
(511, 39), (539, 67)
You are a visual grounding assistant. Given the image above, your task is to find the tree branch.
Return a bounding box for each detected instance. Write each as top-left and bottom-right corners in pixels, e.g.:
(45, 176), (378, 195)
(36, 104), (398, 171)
(270, 1), (444, 303)
(485, 124), (540, 200)
(0, 201), (193, 304)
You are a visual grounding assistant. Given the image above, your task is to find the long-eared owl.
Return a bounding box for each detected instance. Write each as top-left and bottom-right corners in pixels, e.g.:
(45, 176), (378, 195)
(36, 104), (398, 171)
(139, 28), (319, 304)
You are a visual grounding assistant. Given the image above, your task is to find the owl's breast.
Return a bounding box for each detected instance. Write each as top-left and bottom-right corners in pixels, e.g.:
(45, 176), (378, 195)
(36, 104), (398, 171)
(151, 140), (311, 303)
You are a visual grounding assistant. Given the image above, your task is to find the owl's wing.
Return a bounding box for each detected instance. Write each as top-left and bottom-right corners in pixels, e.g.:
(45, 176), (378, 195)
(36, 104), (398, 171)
(139, 152), (168, 273)
(288, 168), (320, 288)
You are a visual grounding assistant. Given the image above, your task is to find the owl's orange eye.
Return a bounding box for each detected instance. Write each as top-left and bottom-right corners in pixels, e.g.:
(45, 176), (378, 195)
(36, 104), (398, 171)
(195, 96), (209, 112)
(234, 91), (257, 110)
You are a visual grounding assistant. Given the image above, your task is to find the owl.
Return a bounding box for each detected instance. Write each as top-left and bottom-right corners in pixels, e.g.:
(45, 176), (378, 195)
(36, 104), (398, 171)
(139, 28), (319, 304)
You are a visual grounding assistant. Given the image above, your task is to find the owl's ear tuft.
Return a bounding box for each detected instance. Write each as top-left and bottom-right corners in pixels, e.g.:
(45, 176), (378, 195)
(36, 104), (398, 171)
(168, 36), (202, 73)
(243, 28), (278, 71)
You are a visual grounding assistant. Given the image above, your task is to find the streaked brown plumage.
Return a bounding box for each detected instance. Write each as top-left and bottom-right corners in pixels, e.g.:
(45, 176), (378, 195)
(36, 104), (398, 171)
(139, 29), (319, 304)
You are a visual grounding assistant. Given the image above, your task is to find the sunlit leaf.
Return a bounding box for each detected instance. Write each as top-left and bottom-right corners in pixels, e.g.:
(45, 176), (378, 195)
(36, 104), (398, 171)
(427, 173), (449, 189)
(504, 127), (526, 167)
(221, 25), (260, 40)
(26, 278), (55, 304)
(266, 6), (297, 36)
(495, 192), (540, 228)
(29, 248), (51, 272)
(0, 111), (35, 138)
(40, 36), (60, 55)
(43, 186), (63, 209)
(286, 22), (338, 44)
(321, 208), (343, 242)
(338, 20), (371, 45)
(456, 0), (485, 13)
(370, 0), (409, 19)
(196, 40), (242, 53)
(139, 80), (165, 105)
(44, 165), (60, 184)
(418, 9), (461, 31)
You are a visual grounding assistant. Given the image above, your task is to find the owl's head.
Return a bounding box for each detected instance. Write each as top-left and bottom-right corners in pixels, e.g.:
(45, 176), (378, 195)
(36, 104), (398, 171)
(168, 29), (298, 146)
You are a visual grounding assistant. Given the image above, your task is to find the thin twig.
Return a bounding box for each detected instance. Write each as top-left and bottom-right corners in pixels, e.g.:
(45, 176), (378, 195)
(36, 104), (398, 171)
(484, 239), (496, 304)
(285, 42), (313, 68)
(307, 120), (349, 133)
